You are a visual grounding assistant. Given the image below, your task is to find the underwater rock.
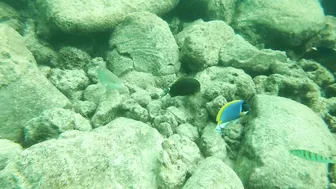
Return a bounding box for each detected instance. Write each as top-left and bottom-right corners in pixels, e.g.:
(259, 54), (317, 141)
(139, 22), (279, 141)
(49, 68), (90, 100)
(73, 100), (97, 118)
(167, 106), (188, 124)
(297, 59), (335, 87)
(1, 0), (26, 9)
(83, 84), (106, 104)
(303, 16), (336, 51)
(326, 83), (336, 98)
(91, 93), (122, 128)
(302, 47), (336, 75)
(0, 25), (70, 142)
(222, 122), (244, 154)
(121, 71), (157, 90)
(0, 118), (163, 189)
(108, 11), (179, 76)
(147, 100), (163, 119)
(200, 123), (227, 161)
(0, 139), (22, 170)
(202, 0), (236, 24)
(157, 134), (202, 189)
(130, 89), (152, 107)
(206, 95), (227, 118)
(235, 95), (336, 189)
(121, 99), (149, 123)
(106, 50), (134, 76)
(35, 0), (179, 34)
(197, 66), (256, 102)
(182, 157), (244, 189)
(175, 123), (199, 142)
(86, 57), (103, 83)
(23, 108), (92, 147)
(219, 34), (288, 77)
(22, 19), (58, 66)
(326, 97), (336, 118)
(0, 2), (22, 32)
(233, 0), (325, 49)
(38, 65), (51, 78)
(176, 20), (235, 71)
(153, 112), (179, 137)
(253, 74), (326, 114)
(57, 47), (91, 70)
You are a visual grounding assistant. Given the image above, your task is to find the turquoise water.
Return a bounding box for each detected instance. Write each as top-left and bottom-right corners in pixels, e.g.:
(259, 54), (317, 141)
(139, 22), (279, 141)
(0, 0), (335, 188)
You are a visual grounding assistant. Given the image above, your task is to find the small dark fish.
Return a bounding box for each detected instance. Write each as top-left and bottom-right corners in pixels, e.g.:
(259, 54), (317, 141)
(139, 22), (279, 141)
(289, 149), (335, 164)
(167, 77), (200, 97)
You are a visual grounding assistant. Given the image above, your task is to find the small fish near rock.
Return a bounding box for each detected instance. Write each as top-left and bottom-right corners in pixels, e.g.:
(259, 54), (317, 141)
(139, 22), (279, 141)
(289, 149), (336, 164)
(215, 100), (251, 136)
(163, 77), (201, 97)
(97, 62), (123, 92)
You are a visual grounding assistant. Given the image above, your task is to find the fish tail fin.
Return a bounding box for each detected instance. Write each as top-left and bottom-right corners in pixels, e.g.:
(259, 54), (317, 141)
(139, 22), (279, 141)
(215, 125), (222, 136)
(215, 122), (230, 136)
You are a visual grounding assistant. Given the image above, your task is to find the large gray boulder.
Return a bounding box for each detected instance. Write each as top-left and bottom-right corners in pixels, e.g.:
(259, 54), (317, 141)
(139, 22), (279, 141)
(175, 20), (235, 71)
(0, 118), (163, 189)
(182, 157), (244, 189)
(35, 0), (179, 33)
(233, 0), (325, 48)
(0, 25), (70, 142)
(235, 95), (336, 189)
(107, 12), (180, 77)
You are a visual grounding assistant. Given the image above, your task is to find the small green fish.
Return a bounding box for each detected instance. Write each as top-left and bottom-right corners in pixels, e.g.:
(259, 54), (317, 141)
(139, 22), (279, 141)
(97, 63), (123, 91)
(289, 149), (335, 164)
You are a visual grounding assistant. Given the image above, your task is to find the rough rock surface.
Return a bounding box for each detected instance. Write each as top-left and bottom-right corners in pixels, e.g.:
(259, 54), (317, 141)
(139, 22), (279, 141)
(297, 59), (335, 87)
(175, 123), (199, 142)
(176, 20), (235, 71)
(233, 0), (325, 48)
(200, 124), (227, 161)
(219, 34), (288, 76)
(0, 139), (22, 170)
(253, 74), (325, 114)
(183, 157), (244, 189)
(23, 108), (92, 147)
(157, 134), (202, 189)
(48, 68), (90, 100)
(108, 12), (179, 77)
(235, 95), (336, 189)
(57, 47), (91, 70)
(0, 118), (163, 189)
(0, 2), (22, 32)
(35, 0), (179, 33)
(0, 25), (70, 142)
(196, 66), (256, 102)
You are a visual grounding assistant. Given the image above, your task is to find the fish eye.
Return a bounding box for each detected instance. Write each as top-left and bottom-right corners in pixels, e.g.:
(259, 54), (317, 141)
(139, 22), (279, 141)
(164, 87), (170, 93)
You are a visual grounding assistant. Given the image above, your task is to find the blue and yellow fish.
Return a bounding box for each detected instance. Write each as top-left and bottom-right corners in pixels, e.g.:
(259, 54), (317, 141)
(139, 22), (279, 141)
(289, 149), (336, 164)
(215, 100), (250, 136)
